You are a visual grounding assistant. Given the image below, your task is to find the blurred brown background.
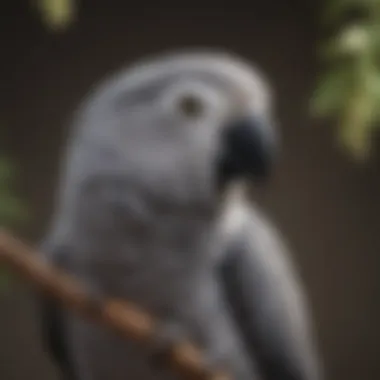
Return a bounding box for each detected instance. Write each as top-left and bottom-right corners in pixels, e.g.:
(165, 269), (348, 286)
(1, 1), (379, 380)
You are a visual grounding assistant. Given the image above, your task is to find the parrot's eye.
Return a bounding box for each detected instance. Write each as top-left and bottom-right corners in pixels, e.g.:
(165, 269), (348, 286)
(161, 82), (224, 123)
(176, 94), (205, 119)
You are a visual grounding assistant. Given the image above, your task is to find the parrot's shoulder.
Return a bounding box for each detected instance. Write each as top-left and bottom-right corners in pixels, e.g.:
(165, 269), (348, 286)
(217, 185), (298, 280)
(218, 185), (286, 250)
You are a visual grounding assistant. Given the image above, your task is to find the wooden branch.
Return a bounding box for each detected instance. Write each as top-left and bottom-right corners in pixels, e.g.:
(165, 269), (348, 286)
(0, 229), (229, 380)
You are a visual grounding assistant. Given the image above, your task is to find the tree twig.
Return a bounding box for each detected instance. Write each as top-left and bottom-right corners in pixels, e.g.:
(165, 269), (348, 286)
(0, 229), (229, 380)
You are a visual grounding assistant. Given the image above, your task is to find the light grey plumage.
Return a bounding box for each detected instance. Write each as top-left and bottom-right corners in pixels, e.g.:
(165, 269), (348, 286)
(40, 50), (321, 380)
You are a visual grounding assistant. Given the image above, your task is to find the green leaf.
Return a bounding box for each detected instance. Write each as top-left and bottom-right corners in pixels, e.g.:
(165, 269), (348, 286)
(323, 0), (372, 25)
(319, 24), (372, 63)
(0, 193), (28, 226)
(337, 25), (371, 55)
(314, 0), (380, 159)
(0, 158), (14, 184)
(338, 83), (377, 158)
(310, 66), (354, 116)
(0, 269), (11, 293)
(368, 24), (380, 59)
(35, 0), (76, 31)
(369, 74), (380, 120)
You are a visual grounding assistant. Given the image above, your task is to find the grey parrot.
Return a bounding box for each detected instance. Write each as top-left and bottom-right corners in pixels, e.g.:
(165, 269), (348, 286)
(39, 50), (322, 380)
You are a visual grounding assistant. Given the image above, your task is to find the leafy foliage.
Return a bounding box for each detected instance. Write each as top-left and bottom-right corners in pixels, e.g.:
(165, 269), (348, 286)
(0, 159), (27, 225)
(312, 1), (380, 158)
(33, 0), (77, 31)
(1, 0), (77, 291)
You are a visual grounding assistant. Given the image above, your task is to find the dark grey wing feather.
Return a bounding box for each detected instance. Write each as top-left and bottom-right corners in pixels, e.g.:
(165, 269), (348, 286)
(217, 212), (321, 380)
(40, 296), (76, 380)
(38, 243), (76, 380)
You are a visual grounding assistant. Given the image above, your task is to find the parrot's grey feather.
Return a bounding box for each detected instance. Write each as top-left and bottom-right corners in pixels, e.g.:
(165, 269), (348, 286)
(40, 296), (75, 380)
(217, 194), (321, 380)
(39, 243), (77, 380)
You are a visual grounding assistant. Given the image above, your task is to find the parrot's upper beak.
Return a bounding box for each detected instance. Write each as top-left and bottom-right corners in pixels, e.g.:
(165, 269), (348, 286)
(217, 114), (277, 187)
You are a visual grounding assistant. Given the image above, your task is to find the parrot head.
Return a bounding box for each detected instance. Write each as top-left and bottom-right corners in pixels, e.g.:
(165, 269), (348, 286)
(59, 50), (278, 221)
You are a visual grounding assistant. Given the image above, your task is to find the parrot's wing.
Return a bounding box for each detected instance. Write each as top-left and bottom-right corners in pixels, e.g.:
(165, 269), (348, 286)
(40, 296), (76, 380)
(38, 243), (77, 380)
(216, 206), (321, 380)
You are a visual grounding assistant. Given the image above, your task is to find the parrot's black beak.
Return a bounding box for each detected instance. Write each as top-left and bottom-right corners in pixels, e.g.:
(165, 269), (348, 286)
(217, 115), (277, 188)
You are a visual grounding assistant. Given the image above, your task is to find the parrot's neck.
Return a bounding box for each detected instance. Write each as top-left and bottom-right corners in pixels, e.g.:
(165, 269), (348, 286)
(63, 182), (249, 315)
(70, 208), (221, 314)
